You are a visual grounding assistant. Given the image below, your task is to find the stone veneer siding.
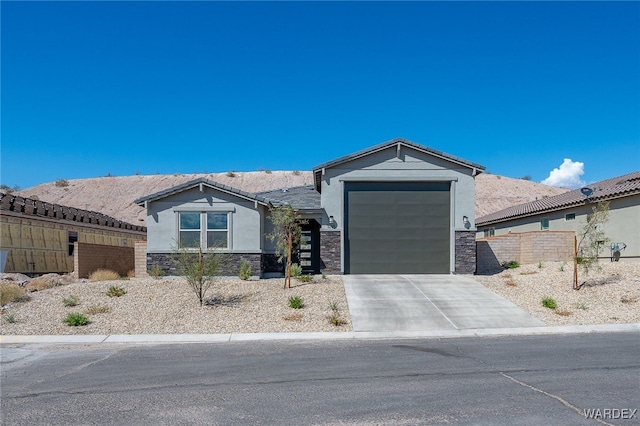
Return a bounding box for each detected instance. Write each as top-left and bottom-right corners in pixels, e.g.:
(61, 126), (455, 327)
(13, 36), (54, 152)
(148, 252), (262, 277)
(454, 231), (476, 274)
(320, 230), (341, 274)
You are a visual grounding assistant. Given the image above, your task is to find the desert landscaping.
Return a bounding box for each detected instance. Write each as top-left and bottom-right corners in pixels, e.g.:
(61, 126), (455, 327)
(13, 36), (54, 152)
(1, 260), (638, 336)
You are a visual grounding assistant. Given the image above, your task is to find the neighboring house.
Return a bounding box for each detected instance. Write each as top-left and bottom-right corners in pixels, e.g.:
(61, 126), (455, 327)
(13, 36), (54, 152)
(0, 192), (146, 274)
(135, 138), (485, 276)
(476, 171), (640, 262)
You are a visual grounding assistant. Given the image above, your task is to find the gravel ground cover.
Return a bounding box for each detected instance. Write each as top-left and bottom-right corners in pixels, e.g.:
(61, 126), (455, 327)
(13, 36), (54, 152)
(1, 261), (638, 335)
(472, 261), (640, 326)
(0, 275), (352, 335)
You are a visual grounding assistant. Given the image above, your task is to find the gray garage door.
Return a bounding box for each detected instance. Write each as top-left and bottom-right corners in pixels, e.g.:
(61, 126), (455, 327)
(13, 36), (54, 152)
(344, 182), (450, 274)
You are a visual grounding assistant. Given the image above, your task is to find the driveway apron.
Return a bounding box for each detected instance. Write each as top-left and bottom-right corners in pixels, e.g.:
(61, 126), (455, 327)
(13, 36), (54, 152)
(342, 275), (545, 332)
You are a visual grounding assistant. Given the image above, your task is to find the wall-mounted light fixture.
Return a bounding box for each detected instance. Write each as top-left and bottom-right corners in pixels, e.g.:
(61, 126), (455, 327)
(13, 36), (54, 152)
(463, 216), (470, 229)
(329, 215), (336, 226)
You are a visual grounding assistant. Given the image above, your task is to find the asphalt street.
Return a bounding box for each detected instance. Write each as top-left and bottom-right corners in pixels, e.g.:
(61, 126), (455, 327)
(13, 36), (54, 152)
(1, 332), (638, 425)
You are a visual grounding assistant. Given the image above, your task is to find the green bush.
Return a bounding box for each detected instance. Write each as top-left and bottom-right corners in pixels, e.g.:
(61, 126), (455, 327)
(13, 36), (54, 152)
(106, 286), (126, 297)
(542, 297), (557, 309)
(290, 263), (302, 277)
(501, 260), (520, 269)
(63, 312), (90, 326)
(288, 296), (304, 309)
(4, 314), (16, 323)
(149, 264), (164, 279)
(238, 259), (252, 280)
(63, 295), (80, 307)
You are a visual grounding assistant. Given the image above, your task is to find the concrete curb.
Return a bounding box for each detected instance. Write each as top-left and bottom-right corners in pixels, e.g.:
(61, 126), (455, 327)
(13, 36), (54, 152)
(1, 323), (638, 345)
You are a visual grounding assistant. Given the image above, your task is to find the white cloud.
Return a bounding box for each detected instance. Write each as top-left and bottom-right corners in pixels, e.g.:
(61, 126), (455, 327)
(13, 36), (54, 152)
(541, 158), (585, 189)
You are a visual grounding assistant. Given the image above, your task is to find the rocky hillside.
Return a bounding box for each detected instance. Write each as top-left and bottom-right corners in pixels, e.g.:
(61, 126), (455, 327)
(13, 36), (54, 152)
(16, 172), (567, 226)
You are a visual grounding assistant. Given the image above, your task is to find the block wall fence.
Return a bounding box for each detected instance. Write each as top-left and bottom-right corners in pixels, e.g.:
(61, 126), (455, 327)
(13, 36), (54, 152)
(476, 231), (574, 274)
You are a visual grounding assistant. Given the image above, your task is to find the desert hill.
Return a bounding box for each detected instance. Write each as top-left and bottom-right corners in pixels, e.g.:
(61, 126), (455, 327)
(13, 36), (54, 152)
(16, 172), (568, 226)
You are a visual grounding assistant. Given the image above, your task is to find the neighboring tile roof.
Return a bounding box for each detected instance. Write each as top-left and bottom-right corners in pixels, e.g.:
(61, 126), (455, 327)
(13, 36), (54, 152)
(135, 178), (322, 212)
(134, 178), (273, 206)
(312, 137), (486, 191)
(0, 192), (146, 232)
(476, 171), (640, 226)
(255, 185), (321, 211)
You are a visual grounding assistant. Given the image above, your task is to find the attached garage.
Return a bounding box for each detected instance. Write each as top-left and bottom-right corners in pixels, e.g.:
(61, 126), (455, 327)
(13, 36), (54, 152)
(313, 138), (484, 275)
(344, 182), (450, 274)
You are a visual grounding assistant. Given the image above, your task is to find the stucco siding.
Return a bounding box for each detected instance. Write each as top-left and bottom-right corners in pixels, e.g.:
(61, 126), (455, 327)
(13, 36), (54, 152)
(319, 145), (477, 233)
(145, 186), (262, 253)
(477, 195), (640, 261)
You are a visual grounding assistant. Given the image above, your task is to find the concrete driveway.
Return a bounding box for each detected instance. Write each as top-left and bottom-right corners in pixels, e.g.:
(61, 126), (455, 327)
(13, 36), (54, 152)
(343, 275), (545, 332)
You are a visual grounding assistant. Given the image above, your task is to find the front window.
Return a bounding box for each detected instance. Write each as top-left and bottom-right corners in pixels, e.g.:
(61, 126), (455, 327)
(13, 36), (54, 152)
(540, 218), (550, 230)
(207, 212), (228, 249)
(178, 212), (229, 249)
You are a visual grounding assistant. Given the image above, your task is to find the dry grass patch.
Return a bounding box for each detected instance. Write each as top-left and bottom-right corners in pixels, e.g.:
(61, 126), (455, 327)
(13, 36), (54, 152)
(283, 313), (304, 321)
(85, 305), (110, 315)
(504, 279), (517, 287)
(554, 309), (572, 317)
(89, 269), (120, 282)
(520, 271), (538, 276)
(0, 283), (30, 306)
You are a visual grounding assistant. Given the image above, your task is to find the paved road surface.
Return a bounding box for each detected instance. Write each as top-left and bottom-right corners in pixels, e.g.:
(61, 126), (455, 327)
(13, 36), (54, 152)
(2, 332), (638, 425)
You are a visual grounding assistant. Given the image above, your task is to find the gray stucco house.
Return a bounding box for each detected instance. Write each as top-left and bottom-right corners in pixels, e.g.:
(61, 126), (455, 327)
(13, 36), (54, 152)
(476, 171), (640, 262)
(135, 138), (485, 276)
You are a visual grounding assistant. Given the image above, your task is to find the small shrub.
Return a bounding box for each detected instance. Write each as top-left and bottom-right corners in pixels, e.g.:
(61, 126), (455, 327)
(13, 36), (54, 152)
(226, 171), (236, 177)
(559, 263), (566, 272)
(575, 302), (589, 310)
(63, 295), (80, 307)
(85, 305), (110, 315)
(329, 315), (347, 326)
(149, 264), (164, 279)
(288, 296), (304, 309)
(4, 314), (16, 323)
(63, 312), (90, 326)
(265, 169), (272, 174)
(501, 260), (520, 269)
(538, 262), (544, 269)
(127, 270), (135, 278)
(290, 263), (302, 277)
(322, 272), (327, 280)
(89, 269), (120, 282)
(621, 295), (638, 304)
(0, 284), (30, 306)
(55, 179), (69, 187)
(296, 274), (313, 283)
(542, 297), (557, 309)
(554, 309), (572, 317)
(238, 259), (252, 280)
(106, 286), (126, 297)
(292, 170), (301, 176)
(328, 300), (340, 313)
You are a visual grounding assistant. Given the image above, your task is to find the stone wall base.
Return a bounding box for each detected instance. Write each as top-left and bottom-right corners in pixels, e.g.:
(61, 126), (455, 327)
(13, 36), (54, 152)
(454, 231), (476, 274)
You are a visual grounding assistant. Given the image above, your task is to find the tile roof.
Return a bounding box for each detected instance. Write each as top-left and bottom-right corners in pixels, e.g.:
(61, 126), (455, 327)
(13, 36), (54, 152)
(255, 185), (321, 211)
(476, 171), (640, 226)
(312, 137), (486, 191)
(0, 192), (146, 232)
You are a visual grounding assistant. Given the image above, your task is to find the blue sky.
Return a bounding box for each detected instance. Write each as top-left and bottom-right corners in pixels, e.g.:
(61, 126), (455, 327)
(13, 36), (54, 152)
(2, 1), (639, 190)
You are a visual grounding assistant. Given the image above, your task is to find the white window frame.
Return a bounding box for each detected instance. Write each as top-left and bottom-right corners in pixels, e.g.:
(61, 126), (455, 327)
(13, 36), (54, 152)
(176, 211), (232, 251)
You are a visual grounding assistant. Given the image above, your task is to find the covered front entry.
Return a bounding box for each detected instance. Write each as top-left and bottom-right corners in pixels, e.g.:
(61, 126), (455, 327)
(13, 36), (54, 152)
(344, 182), (451, 274)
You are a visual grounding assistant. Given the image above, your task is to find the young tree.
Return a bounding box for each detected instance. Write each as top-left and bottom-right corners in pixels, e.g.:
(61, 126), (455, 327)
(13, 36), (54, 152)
(573, 201), (610, 290)
(268, 204), (306, 289)
(172, 245), (227, 306)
